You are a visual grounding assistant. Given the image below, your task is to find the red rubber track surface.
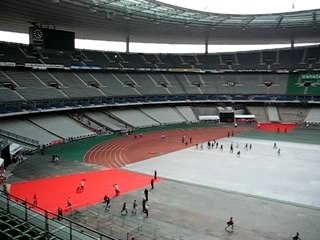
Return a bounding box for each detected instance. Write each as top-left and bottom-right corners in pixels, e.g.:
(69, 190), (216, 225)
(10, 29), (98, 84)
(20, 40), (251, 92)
(84, 127), (248, 168)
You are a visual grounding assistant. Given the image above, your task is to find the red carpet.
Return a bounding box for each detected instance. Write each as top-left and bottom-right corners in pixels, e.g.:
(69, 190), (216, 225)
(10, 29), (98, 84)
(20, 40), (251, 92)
(256, 122), (298, 132)
(10, 169), (159, 215)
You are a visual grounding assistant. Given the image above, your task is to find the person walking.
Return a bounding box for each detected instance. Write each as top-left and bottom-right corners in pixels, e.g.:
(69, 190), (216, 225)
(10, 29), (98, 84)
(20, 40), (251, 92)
(144, 204), (149, 218)
(33, 194), (38, 206)
(144, 188), (149, 201)
(67, 197), (72, 208)
(79, 178), (85, 192)
(273, 142), (277, 149)
(104, 195), (111, 210)
(154, 170), (157, 180)
(113, 184), (120, 196)
(131, 200), (138, 215)
(225, 217), (234, 231)
(237, 151), (240, 157)
(57, 207), (63, 220)
(121, 202), (128, 215)
(150, 178), (154, 190)
(142, 198), (146, 212)
(292, 232), (301, 240)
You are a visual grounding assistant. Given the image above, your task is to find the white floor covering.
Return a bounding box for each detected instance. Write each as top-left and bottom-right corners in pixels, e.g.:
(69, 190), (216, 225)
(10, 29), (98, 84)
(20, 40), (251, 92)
(125, 137), (320, 208)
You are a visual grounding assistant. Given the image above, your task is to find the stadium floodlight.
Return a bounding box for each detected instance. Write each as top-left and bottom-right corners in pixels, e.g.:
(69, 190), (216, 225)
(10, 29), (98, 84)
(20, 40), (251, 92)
(89, 7), (97, 13)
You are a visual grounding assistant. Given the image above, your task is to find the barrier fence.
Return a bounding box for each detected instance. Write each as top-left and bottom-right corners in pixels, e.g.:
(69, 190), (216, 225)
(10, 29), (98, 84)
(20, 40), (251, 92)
(0, 189), (117, 240)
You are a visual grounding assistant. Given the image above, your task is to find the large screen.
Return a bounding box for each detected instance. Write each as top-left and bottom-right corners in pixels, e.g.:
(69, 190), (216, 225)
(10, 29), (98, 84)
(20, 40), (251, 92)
(29, 27), (75, 51)
(219, 112), (235, 123)
(43, 29), (75, 51)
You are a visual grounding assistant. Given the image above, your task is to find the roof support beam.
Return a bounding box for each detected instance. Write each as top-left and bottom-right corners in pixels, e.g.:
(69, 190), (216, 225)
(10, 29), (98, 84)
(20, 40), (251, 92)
(242, 17), (255, 29)
(212, 16), (229, 28)
(312, 12), (317, 27)
(276, 16), (284, 28)
(205, 31), (208, 54)
(126, 35), (130, 53)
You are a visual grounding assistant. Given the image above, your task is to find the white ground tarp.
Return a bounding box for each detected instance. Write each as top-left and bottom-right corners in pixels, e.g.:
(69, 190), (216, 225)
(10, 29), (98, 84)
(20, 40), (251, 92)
(235, 114), (255, 119)
(198, 115), (220, 121)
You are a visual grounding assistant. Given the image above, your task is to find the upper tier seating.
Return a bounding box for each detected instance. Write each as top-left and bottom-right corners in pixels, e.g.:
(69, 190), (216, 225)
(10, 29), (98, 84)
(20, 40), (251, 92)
(1, 42), (320, 71)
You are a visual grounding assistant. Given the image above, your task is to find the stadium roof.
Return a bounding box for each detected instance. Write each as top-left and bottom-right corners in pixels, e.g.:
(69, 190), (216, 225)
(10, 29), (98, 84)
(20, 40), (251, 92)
(1, 0), (320, 45)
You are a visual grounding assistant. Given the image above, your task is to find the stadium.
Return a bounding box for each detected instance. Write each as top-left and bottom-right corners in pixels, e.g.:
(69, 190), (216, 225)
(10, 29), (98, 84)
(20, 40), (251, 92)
(0, 0), (320, 239)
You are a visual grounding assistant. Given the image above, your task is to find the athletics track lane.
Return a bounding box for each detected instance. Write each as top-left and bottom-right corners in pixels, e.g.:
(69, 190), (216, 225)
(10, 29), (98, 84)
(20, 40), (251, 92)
(84, 127), (248, 168)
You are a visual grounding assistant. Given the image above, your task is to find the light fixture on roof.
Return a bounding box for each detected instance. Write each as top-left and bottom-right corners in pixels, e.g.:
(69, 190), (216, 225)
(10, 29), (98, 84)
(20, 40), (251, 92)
(89, 7), (97, 13)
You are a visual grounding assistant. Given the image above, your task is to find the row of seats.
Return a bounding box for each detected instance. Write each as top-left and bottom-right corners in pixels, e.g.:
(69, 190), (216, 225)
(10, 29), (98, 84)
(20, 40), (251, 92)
(1, 94), (319, 116)
(0, 211), (56, 240)
(0, 69), (299, 103)
(1, 42), (319, 71)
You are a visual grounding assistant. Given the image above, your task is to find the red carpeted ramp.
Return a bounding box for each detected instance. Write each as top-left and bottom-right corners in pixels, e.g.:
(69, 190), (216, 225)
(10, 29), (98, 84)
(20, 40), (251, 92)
(256, 122), (298, 132)
(10, 169), (158, 215)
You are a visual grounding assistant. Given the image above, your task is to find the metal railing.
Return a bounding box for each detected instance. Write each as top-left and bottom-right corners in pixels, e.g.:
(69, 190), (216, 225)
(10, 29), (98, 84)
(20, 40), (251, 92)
(0, 129), (39, 146)
(0, 189), (117, 240)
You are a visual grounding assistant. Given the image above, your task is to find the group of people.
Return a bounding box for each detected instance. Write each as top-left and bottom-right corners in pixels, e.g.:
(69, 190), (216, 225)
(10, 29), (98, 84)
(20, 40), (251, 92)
(103, 170), (157, 219)
(51, 154), (59, 163)
(194, 132), (284, 159)
(195, 137), (256, 159)
(273, 142), (281, 155)
(55, 178), (86, 220)
(181, 135), (192, 146)
(76, 178), (86, 193)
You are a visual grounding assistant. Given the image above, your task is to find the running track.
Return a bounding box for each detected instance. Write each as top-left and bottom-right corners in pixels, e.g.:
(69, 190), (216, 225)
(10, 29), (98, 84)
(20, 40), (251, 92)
(84, 127), (248, 168)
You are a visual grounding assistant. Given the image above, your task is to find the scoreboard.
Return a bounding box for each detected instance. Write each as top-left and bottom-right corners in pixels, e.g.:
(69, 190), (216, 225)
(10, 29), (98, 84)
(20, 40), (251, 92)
(29, 27), (75, 51)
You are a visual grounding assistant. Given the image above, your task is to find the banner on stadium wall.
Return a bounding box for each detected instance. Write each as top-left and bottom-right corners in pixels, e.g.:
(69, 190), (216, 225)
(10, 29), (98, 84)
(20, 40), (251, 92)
(25, 63), (65, 69)
(235, 114), (255, 119)
(287, 72), (320, 95)
(70, 65), (101, 70)
(300, 72), (320, 80)
(0, 62), (16, 67)
(199, 115), (220, 121)
(289, 72), (320, 81)
(168, 68), (203, 73)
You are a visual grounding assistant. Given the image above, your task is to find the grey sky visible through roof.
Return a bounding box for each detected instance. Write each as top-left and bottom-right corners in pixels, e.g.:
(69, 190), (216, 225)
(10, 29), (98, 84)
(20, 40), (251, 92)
(0, 0), (320, 53)
(157, 0), (320, 15)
